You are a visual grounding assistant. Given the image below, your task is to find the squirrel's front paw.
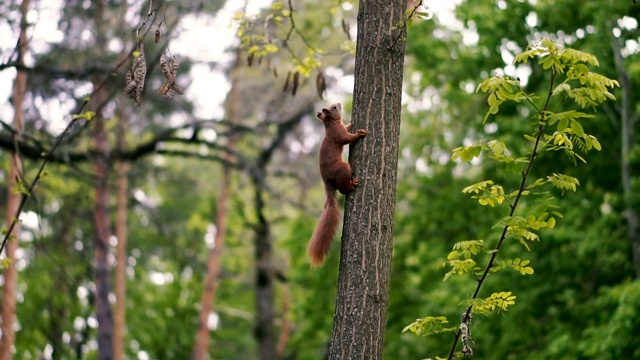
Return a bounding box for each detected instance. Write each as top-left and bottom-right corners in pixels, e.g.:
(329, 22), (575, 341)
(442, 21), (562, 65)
(357, 129), (367, 137)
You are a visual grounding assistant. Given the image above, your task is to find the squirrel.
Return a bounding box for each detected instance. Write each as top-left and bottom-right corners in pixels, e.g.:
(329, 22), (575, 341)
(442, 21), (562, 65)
(308, 103), (367, 266)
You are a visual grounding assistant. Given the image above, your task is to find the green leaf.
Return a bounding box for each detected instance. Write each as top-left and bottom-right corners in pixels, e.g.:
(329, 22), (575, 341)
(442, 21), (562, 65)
(590, 135), (602, 151)
(547, 217), (556, 228)
(557, 118), (568, 131)
(462, 180), (493, 194)
(552, 83), (571, 96)
(547, 173), (580, 191)
(561, 48), (599, 66)
(1, 258), (11, 269)
(73, 111), (96, 121)
(402, 316), (455, 337)
(570, 120), (585, 137)
(452, 145), (482, 162)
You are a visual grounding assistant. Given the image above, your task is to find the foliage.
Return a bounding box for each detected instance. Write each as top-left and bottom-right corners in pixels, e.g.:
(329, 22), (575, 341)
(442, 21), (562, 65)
(403, 38), (619, 358)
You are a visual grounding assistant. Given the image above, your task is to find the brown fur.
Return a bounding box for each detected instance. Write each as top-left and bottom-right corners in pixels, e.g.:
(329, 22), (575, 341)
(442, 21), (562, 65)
(308, 103), (367, 266)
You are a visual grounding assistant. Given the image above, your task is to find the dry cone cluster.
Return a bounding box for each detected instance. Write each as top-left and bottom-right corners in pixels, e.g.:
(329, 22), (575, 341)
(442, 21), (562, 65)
(124, 44), (184, 106)
(158, 52), (184, 99)
(124, 43), (147, 106)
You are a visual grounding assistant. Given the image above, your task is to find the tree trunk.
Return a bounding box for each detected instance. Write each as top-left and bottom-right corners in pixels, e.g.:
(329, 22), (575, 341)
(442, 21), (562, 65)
(609, 23), (639, 278)
(0, 1), (29, 358)
(250, 106), (309, 359)
(328, 0), (407, 359)
(192, 51), (243, 360)
(253, 175), (277, 360)
(113, 114), (128, 360)
(193, 166), (232, 360)
(92, 1), (114, 358)
(93, 111), (114, 360)
(276, 281), (291, 358)
(113, 3), (130, 356)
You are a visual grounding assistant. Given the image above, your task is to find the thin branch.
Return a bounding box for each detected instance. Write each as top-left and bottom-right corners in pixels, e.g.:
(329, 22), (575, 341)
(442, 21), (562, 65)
(0, 125), (248, 165)
(156, 149), (240, 168)
(257, 105), (311, 168)
(388, 0), (424, 51)
(283, 0), (317, 53)
(0, 63), (111, 79)
(447, 70), (557, 359)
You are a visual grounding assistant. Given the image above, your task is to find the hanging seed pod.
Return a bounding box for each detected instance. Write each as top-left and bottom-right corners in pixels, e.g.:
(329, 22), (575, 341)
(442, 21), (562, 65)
(247, 53), (254, 67)
(282, 71), (291, 93)
(134, 43), (146, 105)
(341, 19), (351, 41)
(155, 22), (162, 43)
(291, 71), (300, 97)
(315, 71), (326, 99)
(124, 69), (136, 94)
(159, 52), (171, 80)
(124, 42), (146, 106)
(158, 52), (184, 99)
(171, 57), (184, 95)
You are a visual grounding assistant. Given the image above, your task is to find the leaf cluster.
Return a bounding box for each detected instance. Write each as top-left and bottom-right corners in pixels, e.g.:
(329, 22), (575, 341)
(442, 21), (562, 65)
(469, 291), (517, 314)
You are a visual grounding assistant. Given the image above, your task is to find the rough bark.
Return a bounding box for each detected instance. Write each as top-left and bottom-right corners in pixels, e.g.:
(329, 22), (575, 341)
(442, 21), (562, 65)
(328, 1), (407, 359)
(92, 1), (114, 358)
(610, 25), (640, 278)
(0, 0), (29, 358)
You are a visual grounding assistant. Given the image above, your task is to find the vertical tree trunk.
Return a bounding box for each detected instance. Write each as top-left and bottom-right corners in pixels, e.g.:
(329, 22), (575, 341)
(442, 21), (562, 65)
(113, 0), (130, 356)
(250, 107), (309, 360)
(92, 1), (114, 358)
(0, 1), (29, 358)
(113, 112), (128, 360)
(328, 0), (407, 359)
(609, 24), (639, 278)
(276, 281), (291, 358)
(192, 51), (242, 360)
(93, 106), (114, 360)
(192, 166), (232, 360)
(252, 179), (277, 360)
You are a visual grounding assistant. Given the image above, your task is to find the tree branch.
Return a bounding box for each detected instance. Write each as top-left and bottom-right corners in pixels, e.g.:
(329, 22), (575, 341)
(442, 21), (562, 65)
(0, 62), (112, 79)
(447, 71), (557, 359)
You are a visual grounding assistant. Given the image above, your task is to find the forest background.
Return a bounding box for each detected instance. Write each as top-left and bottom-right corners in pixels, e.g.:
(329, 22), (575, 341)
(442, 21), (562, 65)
(0, 0), (639, 359)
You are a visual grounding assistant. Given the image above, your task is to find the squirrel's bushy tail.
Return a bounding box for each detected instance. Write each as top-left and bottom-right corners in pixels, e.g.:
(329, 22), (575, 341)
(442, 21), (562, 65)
(308, 184), (340, 266)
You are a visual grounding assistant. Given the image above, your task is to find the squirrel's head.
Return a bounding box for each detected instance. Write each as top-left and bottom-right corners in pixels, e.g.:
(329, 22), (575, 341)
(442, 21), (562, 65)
(316, 103), (342, 123)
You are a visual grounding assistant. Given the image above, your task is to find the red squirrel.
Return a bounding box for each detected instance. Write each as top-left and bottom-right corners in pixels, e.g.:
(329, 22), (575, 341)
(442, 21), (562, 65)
(308, 103), (367, 266)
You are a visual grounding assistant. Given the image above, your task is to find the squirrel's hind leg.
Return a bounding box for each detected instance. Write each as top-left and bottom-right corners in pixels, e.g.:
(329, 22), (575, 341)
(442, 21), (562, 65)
(334, 162), (359, 195)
